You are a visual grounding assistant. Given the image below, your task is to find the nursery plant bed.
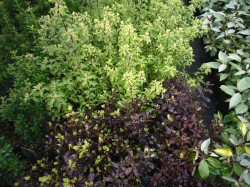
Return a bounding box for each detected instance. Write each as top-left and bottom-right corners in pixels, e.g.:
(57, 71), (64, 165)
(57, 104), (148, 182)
(0, 0), (229, 186)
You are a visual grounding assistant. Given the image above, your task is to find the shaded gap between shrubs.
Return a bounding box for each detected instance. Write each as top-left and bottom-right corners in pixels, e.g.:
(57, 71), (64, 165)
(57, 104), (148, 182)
(183, 0), (228, 127)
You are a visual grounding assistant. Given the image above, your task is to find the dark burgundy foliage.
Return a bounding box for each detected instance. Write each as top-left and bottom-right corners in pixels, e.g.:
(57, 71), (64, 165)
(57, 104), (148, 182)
(19, 77), (218, 186)
(151, 156), (202, 187)
(150, 155), (222, 187)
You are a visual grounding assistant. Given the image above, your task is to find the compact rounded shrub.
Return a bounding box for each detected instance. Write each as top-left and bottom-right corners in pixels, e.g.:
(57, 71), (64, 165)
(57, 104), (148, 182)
(0, 0), (205, 142)
(18, 77), (216, 186)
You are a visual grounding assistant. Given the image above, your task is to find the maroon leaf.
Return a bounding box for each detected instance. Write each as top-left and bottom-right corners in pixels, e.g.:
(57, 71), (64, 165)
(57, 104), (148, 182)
(88, 173), (95, 182)
(124, 167), (132, 175)
(133, 167), (139, 177)
(105, 177), (113, 182)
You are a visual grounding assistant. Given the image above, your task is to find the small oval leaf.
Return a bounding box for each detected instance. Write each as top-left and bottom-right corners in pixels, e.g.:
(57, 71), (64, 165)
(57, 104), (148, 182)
(235, 104), (248, 114)
(238, 29), (250, 36)
(220, 74), (228, 81)
(237, 77), (250, 91)
(219, 64), (227, 72)
(229, 93), (242, 109)
(219, 51), (228, 63)
(207, 62), (221, 69)
(201, 138), (211, 154)
(214, 148), (233, 157)
(220, 85), (235, 96)
(198, 160), (209, 180)
(238, 122), (248, 136)
(228, 54), (241, 62)
(243, 171), (250, 185)
(207, 157), (222, 169)
(233, 163), (244, 176)
(245, 146), (250, 154)
(240, 159), (250, 167)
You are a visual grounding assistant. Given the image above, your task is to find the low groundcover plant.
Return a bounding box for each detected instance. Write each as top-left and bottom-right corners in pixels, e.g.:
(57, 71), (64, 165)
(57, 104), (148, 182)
(17, 77), (218, 187)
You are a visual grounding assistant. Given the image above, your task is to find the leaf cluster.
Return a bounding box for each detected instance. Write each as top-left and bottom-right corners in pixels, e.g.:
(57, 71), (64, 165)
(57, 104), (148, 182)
(201, 0), (250, 116)
(196, 113), (250, 186)
(0, 136), (24, 186)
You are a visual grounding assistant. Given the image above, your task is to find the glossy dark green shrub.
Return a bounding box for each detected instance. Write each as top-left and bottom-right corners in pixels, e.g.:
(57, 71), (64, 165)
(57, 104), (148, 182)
(18, 77), (213, 186)
(0, 137), (24, 185)
(196, 113), (250, 186)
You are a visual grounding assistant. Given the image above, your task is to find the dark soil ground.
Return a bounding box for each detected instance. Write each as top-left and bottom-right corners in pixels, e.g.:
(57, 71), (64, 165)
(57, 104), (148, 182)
(184, 0), (228, 126)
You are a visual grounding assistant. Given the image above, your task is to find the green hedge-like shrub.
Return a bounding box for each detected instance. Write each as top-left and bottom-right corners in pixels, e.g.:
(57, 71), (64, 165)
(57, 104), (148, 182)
(0, 0), (52, 142)
(1, 0), (205, 142)
(201, 0), (250, 116)
(196, 113), (250, 186)
(0, 0), (51, 96)
(0, 0), (84, 96)
(18, 77), (215, 186)
(0, 136), (24, 185)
